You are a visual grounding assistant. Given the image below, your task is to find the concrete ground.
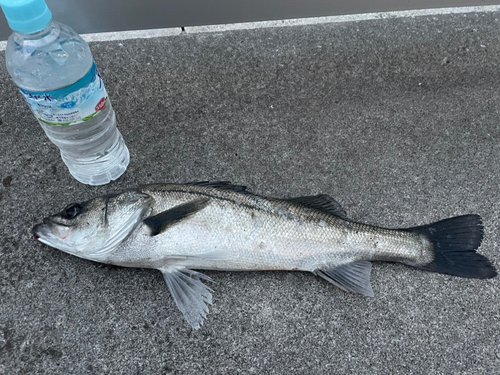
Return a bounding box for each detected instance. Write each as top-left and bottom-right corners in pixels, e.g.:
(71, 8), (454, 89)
(1, 9), (500, 375)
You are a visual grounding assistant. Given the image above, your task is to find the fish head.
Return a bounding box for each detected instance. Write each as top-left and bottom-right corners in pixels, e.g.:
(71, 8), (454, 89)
(32, 190), (154, 261)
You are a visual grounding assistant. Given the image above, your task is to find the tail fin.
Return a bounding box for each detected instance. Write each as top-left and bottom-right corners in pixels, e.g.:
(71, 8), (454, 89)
(406, 215), (497, 279)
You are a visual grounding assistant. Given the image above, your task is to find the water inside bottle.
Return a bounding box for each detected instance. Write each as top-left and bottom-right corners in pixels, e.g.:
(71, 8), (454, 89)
(6, 21), (130, 185)
(41, 101), (130, 185)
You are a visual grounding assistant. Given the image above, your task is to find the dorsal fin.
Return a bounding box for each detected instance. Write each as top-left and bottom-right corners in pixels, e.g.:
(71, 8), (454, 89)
(287, 194), (347, 219)
(185, 181), (248, 193)
(143, 198), (209, 236)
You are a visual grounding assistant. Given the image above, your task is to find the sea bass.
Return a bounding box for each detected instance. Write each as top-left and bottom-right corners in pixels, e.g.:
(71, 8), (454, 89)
(32, 182), (497, 329)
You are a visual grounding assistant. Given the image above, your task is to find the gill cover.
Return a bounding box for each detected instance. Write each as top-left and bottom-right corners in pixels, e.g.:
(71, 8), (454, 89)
(33, 190), (154, 261)
(87, 191), (155, 260)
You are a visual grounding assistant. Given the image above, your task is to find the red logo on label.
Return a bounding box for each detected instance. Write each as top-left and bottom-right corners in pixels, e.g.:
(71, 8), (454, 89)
(95, 97), (106, 112)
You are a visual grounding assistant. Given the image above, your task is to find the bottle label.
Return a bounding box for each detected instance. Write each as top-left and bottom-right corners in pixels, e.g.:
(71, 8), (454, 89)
(18, 62), (109, 126)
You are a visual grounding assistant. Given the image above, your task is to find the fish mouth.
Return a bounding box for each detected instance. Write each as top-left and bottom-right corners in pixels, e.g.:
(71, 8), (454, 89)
(32, 222), (51, 242)
(31, 218), (82, 256)
(31, 220), (65, 248)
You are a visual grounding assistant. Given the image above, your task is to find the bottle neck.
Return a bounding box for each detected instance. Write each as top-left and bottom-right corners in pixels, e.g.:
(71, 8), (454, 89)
(11, 20), (59, 48)
(13, 19), (55, 38)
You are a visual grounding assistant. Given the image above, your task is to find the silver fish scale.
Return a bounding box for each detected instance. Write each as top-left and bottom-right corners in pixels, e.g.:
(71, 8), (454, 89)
(108, 184), (432, 272)
(32, 182), (495, 330)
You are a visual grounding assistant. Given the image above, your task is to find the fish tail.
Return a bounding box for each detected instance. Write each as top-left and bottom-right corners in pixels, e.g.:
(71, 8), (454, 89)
(406, 214), (497, 279)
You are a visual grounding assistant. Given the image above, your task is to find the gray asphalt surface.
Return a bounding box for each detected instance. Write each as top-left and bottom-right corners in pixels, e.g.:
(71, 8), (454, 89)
(1, 11), (500, 375)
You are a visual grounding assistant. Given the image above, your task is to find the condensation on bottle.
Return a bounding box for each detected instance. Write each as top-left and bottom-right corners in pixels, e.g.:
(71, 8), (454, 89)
(1, 0), (129, 185)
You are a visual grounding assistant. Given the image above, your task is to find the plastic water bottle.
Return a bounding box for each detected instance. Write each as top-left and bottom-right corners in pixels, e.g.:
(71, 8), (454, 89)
(0, 0), (129, 185)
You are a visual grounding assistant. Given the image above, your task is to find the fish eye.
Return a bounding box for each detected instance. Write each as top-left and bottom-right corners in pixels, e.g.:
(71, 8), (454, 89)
(63, 203), (83, 219)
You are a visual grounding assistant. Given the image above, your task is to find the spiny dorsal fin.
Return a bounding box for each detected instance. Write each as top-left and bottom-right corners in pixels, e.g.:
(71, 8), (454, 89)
(287, 194), (347, 219)
(144, 198), (209, 236)
(185, 181), (249, 193)
(315, 261), (374, 297)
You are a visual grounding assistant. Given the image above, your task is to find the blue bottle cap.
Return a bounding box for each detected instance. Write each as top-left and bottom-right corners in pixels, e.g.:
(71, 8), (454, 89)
(0, 0), (52, 34)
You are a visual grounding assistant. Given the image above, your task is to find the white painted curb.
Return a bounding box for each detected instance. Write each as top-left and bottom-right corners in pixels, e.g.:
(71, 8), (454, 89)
(1, 5), (500, 50)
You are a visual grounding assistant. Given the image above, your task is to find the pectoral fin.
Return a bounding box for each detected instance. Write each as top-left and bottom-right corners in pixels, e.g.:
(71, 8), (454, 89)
(315, 261), (374, 297)
(144, 198), (210, 236)
(161, 267), (213, 329)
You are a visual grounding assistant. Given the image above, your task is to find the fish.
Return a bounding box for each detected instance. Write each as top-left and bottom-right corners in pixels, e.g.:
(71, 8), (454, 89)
(32, 181), (497, 329)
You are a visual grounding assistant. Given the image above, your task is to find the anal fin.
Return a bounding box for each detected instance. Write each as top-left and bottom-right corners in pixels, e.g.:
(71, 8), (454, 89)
(161, 267), (213, 329)
(315, 261), (374, 297)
